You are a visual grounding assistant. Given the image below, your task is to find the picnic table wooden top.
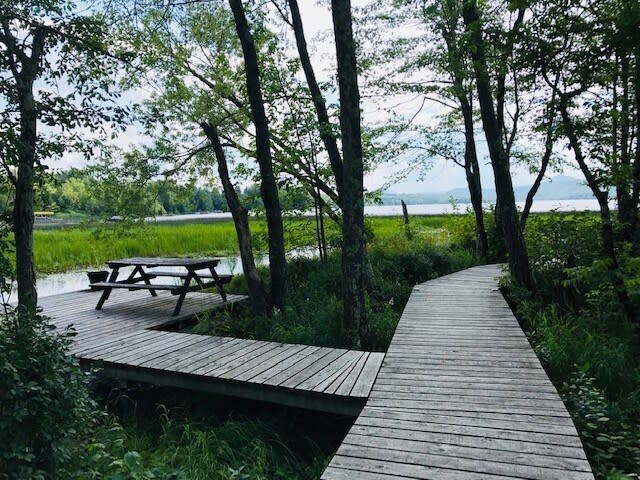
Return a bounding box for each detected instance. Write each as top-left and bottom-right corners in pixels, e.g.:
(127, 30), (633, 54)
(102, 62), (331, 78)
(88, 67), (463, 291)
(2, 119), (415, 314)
(107, 257), (221, 269)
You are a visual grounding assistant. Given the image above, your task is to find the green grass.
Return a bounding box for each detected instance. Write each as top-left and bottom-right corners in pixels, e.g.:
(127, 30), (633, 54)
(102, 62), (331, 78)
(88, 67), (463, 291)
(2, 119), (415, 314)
(34, 221), (267, 274)
(190, 225), (475, 351)
(75, 390), (348, 480)
(33, 215), (460, 274)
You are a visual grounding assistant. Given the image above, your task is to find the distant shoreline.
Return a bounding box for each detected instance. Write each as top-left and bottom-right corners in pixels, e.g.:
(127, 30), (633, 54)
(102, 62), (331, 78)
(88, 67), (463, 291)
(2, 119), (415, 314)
(35, 198), (603, 229)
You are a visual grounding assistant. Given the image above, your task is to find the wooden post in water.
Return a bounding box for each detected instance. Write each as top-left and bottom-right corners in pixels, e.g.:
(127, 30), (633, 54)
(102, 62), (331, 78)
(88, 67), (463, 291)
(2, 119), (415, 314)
(401, 200), (409, 225)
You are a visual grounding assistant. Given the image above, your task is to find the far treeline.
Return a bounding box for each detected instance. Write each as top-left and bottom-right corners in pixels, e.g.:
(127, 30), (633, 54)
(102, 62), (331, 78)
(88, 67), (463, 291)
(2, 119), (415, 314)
(1, 0), (639, 349)
(0, 167), (311, 218)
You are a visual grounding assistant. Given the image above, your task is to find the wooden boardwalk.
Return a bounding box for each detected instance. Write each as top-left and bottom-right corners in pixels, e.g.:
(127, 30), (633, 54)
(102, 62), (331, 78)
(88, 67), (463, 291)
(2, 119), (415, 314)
(41, 289), (384, 415)
(322, 265), (594, 479)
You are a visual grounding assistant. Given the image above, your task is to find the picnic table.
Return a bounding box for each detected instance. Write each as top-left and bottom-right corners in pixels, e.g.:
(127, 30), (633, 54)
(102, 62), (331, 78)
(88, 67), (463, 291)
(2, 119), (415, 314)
(90, 257), (232, 316)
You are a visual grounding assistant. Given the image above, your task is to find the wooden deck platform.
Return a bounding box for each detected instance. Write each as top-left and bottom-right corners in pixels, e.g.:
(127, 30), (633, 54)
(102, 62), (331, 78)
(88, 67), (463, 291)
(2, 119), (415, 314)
(41, 289), (384, 416)
(322, 265), (594, 479)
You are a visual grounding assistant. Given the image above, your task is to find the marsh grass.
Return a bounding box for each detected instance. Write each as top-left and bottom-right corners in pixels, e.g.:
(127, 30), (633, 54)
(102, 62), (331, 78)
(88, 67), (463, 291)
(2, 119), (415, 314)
(33, 215), (459, 274)
(34, 221), (265, 274)
(189, 227), (475, 350)
(78, 388), (347, 480)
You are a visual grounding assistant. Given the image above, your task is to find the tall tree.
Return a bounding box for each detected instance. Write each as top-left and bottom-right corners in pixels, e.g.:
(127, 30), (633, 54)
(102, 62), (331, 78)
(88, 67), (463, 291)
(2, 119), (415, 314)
(201, 122), (268, 314)
(0, 0), (127, 310)
(331, 0), (368, 347)
(436, 0), (488, 257)
(462, 0), (535, 290)
(1, 23), (42, 310)
(360, 0), (537, 260)
(228, 0), (287, 310)
(126, 1), (346, 310)
(524, 0), (638, 321)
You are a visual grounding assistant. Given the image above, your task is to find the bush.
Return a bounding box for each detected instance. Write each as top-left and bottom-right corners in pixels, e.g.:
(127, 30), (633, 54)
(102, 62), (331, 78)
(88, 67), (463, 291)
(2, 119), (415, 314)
(192, 230), (474, 351)
(561, 373), (640, 477)
(71, 392), (339, 480)
(508, 211), (640, 478)
(0, 309), (95, 479)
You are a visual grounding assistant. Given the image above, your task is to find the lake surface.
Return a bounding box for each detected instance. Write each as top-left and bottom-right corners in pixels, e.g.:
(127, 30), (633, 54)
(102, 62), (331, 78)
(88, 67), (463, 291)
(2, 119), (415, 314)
(365, 199), (602, 216)
(149, 199), (601, 222)
(35, 199), (602, 229)
(24, 198), (602, 299)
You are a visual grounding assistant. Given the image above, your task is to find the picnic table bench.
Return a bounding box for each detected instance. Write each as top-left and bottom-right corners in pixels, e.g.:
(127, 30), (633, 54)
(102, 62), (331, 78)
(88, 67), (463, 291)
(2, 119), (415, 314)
(90, 257), (232, 316)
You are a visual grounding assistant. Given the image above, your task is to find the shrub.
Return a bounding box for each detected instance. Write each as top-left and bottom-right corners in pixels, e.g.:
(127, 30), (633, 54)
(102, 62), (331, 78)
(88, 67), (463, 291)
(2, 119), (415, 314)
(508, 211), (640, 477)
(192, 230), (474, 351)
(0, 309), (95, 479)
(561, 373), (640, 477)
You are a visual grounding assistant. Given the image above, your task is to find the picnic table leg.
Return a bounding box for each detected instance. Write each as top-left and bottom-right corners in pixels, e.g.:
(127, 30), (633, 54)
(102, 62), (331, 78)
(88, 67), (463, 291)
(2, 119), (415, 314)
(173, 270), (195, 316)
(96, 267), (119, 310)
(136, 266), (157, 297)
(209, 266), (228, 302)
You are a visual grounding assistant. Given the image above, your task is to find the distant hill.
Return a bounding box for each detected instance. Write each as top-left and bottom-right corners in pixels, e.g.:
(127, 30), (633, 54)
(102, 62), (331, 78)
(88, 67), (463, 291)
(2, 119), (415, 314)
(382, 175), (594, 205)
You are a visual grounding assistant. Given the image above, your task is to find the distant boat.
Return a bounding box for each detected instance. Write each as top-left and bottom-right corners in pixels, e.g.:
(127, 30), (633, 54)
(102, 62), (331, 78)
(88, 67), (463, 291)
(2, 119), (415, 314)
(34, 211), (55, 221)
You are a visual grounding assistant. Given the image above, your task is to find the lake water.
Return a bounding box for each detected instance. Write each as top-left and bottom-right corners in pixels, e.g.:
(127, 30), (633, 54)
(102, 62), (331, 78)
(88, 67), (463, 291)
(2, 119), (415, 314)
(365, 199), (602, 216)
(23, 198), (601, 299)
(148, 199), (601, 223)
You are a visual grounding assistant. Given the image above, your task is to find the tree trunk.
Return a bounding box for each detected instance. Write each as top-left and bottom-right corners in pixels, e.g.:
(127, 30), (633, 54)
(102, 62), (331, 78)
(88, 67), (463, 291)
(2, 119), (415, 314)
(559, 99), (637, 324)
(460, 97), (488, 258)
(313, 192), (324, 264)
(631, 47), (640, 254)
(617, 54), (634, 239)
(462, 0), (535, 291)
(201, 122), (268, 315)
(331, 0), (368, 348)
(439, 18), (488, 259)
(288, 0), (344, 202)
(521, 95), (556, 229)
(229, 0), (287, 310)
(14, 78), (38, 311)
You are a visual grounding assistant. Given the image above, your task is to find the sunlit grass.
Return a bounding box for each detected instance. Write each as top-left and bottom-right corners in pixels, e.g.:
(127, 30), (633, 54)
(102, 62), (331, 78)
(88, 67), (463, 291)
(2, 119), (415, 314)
(33, 215), (458, 274)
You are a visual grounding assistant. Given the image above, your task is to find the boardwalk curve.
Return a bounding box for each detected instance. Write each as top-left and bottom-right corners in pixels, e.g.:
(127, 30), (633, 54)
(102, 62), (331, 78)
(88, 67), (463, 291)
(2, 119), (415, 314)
(40, 289), (383, 416)
(322, 264), (594, 479)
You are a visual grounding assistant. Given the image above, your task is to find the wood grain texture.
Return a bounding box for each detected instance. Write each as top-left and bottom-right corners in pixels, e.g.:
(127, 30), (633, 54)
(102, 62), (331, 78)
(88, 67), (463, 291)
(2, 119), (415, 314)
(38, 288), (381, 416)
(322, 264), (594, 479)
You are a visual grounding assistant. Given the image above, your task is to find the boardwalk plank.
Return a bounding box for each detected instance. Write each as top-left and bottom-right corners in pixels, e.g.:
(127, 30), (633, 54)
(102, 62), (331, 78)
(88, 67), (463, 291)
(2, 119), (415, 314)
(351, 353), (385, 397)
(321, 265), (593, 479)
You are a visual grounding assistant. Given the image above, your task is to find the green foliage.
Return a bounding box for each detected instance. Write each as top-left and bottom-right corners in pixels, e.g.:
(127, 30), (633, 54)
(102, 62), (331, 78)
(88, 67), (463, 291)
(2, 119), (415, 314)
(0, 310), (95, 479)
(34, 166), (230, 219)
(561, 373), (640, 476)
(192, 223), (474, 350)
(525, 212), (601, 295)
(0, 0), (130, 177)
(509, 212), (640, 477)
(74, 401), (332, 480)
(0, 221), (14, 300)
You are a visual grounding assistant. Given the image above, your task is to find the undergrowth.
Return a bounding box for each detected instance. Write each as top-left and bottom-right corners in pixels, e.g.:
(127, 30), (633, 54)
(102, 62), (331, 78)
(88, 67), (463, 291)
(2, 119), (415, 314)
(507, 212), (640, 478)
(190, 227), (475, 350)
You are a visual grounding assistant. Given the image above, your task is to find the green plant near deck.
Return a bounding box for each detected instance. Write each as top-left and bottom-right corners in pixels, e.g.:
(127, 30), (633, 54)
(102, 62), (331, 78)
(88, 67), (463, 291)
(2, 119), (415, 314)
(74, 415), (329, 480)
(0, 310), (96, 479)
(192, 230), (475, 350)
(508, 212), (640, 478)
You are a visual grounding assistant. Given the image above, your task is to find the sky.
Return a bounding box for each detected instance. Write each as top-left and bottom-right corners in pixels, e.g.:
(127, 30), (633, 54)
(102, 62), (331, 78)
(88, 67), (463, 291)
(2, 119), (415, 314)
(52, 0), (572, 194)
